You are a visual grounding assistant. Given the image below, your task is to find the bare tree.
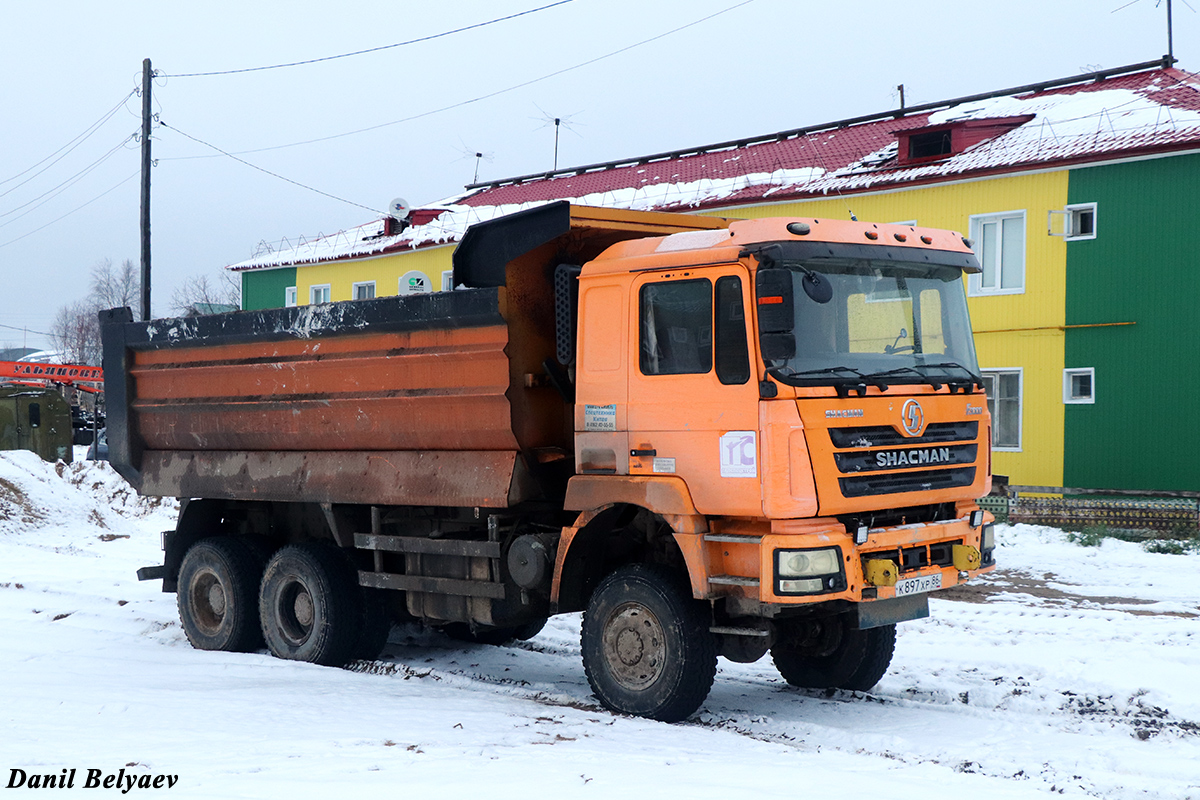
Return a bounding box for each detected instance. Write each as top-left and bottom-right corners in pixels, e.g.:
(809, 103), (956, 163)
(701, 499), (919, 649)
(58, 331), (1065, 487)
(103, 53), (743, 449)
(91, 258), (140, 312)
(48, 258), (142, 365)
(170, 269), (241, 317)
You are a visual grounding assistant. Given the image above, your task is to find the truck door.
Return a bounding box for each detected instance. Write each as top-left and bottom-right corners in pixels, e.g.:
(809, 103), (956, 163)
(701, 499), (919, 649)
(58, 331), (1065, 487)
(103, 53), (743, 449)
(627, 265), (761, 516)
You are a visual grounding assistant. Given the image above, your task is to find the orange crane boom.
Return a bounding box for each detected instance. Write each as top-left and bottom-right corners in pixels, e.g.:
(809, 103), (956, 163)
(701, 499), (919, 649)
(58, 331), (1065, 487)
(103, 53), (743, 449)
(0, 360), (103, 389)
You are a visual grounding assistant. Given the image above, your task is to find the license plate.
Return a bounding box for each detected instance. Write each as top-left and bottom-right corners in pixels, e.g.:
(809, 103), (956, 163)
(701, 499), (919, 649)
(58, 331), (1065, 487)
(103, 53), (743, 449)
(894, 572), (942, 597)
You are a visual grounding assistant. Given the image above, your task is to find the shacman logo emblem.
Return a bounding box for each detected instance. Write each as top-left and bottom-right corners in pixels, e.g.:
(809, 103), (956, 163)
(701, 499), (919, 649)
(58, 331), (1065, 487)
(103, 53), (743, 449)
(901, 399), (925, 436)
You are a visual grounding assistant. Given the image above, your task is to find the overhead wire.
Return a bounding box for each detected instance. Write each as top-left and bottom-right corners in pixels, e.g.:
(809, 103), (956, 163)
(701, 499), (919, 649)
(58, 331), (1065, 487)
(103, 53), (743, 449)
(0, 89), (136, 197)
(0, 169), (139, 250)
(162, 0), (758, 161)
(0, 134), (137, 226)
(160, 0), (574, 78)
(159, 123), (383, 214)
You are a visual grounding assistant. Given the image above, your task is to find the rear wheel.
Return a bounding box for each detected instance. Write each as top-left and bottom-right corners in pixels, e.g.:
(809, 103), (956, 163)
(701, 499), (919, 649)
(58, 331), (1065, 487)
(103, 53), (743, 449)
(771, 616), (896, 691)
(177, 537), (264, 653)
(259, 543), (359, 667)
(581, 564), (716, 722)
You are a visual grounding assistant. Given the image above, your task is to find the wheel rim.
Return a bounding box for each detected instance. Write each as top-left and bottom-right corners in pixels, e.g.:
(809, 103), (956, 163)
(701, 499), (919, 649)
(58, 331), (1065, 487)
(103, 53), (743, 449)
(601, 601), (666, 690)
(275, 578), (314, 645)
(188, 567), (225, 636)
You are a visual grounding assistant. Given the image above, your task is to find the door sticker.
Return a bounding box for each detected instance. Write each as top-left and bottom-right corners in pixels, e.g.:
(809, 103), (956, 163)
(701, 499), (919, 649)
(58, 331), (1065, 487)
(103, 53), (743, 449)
(584, 404), (617, 432)
(719, 431), (757, 478)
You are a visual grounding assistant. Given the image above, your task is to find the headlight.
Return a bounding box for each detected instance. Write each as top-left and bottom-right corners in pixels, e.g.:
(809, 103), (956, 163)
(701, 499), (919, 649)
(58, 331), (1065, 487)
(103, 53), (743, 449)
(981, 523), (995, 552)
(775, 547), (843, 595)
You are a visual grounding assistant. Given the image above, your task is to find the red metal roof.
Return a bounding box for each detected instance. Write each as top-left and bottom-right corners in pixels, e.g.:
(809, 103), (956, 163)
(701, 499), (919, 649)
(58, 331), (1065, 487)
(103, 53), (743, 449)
(455, 64), (1200, 213)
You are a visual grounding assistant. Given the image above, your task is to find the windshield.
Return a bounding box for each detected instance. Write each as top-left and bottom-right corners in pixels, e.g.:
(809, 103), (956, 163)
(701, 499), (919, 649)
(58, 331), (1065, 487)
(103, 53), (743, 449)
(762, 257), (980, 388)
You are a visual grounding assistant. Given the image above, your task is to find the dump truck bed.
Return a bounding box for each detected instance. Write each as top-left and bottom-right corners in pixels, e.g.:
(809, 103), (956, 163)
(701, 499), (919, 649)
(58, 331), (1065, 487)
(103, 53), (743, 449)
(100, 288), (563, 508)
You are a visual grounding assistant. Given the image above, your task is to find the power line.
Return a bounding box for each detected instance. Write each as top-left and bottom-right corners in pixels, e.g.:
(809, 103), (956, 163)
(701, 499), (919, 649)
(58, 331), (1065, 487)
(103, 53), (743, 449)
(161, 1), (574, 78)
(0, 134), (137, 227)
(0, 89), (136, 196)
(0, 322), (53, 337)
(162, 0), (758, 161)
(0, 169), (139, 250)
(159, 122), (382, 214)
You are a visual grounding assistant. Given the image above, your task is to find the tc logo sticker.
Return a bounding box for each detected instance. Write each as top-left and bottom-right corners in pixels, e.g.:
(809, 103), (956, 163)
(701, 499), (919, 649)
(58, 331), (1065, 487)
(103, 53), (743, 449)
(719, 431), (757, 478)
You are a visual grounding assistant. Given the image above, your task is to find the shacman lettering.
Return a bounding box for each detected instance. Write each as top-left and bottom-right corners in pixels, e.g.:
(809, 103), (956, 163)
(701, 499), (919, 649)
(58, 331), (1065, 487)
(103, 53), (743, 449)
(6, 768), (179, 792)
(875, 447), (952, 467)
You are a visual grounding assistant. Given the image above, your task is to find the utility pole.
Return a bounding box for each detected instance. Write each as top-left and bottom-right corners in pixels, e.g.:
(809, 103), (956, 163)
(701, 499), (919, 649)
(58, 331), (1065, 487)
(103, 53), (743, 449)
(139, 58), (152, 323)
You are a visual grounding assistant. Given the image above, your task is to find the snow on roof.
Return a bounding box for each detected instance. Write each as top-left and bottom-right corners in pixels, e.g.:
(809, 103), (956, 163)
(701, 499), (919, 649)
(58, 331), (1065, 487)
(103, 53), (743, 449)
(231, 65), (1200, 272)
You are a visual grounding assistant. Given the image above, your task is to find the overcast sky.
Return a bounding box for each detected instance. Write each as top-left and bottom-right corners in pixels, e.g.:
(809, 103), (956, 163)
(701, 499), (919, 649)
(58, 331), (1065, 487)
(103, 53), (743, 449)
(2, 0), (1195, 353)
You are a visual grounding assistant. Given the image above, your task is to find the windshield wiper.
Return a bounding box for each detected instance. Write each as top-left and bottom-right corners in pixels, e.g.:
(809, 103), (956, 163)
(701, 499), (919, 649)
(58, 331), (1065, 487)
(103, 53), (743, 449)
(865, 365), (944, 390)
(918, 361), (984, 388)
(773, 365), (889, 397)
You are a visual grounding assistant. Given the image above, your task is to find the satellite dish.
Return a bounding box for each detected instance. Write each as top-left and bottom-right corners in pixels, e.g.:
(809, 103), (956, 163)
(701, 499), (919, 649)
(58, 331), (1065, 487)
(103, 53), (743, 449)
(388, 197), (411, 220)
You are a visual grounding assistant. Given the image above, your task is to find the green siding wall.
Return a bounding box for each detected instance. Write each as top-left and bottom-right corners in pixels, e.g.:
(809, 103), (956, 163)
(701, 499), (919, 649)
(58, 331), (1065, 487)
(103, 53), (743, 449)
(1064, 152), (1200, 491)
(240, 268), (296, 311)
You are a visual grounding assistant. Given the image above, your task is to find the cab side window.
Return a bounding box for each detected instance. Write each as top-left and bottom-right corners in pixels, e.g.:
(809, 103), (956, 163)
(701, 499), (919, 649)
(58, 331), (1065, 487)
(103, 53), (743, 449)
(639, 279), (712, 375)
(714, 275), (750, 385)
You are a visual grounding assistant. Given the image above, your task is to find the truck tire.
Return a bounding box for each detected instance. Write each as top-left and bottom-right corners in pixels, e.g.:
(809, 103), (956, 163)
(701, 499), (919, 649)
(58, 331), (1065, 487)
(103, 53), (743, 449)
(771, 617), (896, 691)
(259, 543), (359, 667)
(177, 537), (265, 653)
(581, 564), (716, 722)
(352, 587), (393, 661)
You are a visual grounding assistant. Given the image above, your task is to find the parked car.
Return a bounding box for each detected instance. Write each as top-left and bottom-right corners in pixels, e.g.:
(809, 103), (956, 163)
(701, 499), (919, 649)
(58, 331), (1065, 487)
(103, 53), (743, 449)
(86, 428), (108, 461)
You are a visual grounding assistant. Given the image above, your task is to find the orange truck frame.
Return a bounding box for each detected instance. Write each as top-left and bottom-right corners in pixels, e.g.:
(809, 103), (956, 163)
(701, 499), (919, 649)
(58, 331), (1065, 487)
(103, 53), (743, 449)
(101, 201), (995, 721)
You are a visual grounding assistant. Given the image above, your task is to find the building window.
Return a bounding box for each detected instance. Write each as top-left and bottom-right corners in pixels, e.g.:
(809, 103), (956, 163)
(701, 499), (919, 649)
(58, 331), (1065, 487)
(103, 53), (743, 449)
(352, 281), (376, 300)
(981, 368), (1021, 450)
(310, 284), (331, 305)
(441, 270), (454, 292)
(968, 211), (1026, 296)
(1063, 367), (1095, 404)
(908, 129), (952, 160)
(1065, 203), (1097, 241)
(284, 287), (297, 307)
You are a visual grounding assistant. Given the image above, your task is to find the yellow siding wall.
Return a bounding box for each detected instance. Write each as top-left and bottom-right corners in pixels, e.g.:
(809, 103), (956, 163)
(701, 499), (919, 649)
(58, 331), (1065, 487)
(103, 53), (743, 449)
(296, 244), (455, 303)
(712, 172), (1069, 486)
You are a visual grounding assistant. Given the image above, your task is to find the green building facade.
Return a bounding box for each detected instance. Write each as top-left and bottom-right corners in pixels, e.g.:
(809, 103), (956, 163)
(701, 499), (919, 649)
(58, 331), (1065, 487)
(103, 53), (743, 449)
(1064, 152), (1200, 491)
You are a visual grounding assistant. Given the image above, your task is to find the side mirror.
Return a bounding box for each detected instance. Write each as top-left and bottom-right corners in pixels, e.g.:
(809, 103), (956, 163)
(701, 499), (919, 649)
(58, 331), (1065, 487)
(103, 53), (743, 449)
(755, 269), (794, 333)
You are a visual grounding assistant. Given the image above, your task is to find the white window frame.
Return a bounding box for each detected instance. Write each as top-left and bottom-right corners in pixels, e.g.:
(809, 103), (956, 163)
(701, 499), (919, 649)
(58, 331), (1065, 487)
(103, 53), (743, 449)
(310, 284), (331, 305)
(1063, 367), (1095, 404)
(1064, 202), (1097, 241)
(352, 281), (376, 300)
(980, 367), (1023, 452)
(284, 286), (298, 307)
(1048, 203), (1098, 241)
(968, 210), (1026, 296)
(440, 269), (454, 292)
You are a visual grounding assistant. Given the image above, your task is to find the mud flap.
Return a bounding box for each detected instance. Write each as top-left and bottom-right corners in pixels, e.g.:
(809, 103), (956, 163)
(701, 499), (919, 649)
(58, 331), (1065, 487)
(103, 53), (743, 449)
(852, 592), (929, 630)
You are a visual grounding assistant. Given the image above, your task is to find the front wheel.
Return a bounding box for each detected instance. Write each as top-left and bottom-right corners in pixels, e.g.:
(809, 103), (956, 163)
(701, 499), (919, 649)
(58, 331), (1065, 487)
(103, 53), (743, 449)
(772, 616), (896, 691)
(581, 565), (716, 722)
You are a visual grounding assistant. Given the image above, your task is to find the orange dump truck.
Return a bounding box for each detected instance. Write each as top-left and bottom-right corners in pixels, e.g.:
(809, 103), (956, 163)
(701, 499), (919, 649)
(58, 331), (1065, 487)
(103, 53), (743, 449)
(101, 201), (995, 721)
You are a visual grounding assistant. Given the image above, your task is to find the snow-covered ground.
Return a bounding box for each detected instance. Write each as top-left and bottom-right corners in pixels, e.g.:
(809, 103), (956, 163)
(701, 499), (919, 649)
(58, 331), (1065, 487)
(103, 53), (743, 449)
(1, 450), (1197, 799)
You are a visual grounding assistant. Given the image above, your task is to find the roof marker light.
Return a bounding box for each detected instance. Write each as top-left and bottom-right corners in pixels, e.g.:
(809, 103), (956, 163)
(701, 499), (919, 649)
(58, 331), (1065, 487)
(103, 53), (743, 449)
(864, 231), (879, 240)
(921, 235), (934, 244)
(893, 233), (908, 242)
(962, 236), (974, 248)
(787, 222), (811, 235)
